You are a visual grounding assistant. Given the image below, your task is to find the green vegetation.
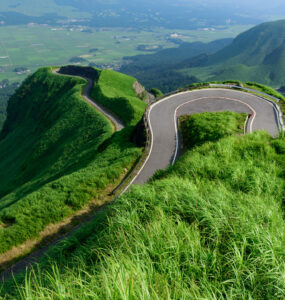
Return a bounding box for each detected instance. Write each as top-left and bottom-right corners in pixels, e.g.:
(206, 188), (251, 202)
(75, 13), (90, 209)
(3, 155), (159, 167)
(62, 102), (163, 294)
(180, 20), (285, 88)
(92, 69), (147, 126)
(0, 67), (143, 255)
(0, 82), (17, 130)
(245, 82), (285, 101)
(0, 23), (250, 84)
(180, 111), (247, 148)
(2, 113), (285, 299)
(150, 88), (163, 98)
(120, 38), (233, 93)
(125, 20), (285, 93)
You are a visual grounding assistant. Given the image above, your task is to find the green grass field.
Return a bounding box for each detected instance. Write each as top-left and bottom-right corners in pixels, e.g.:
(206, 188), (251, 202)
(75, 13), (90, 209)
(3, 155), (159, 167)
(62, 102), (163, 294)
(0, 67), (144, 256)
(0, 24), (251, 83)
(2, 112), (285, 299)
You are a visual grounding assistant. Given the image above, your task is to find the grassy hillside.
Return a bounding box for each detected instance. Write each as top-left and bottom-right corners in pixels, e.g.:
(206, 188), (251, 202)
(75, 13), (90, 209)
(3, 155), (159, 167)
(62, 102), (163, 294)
(0, 67), (143, 255)
(120, 20), (285, 91)
(0, 84), (17, 131)
(206, 20), (285, 66)
(179, 20), (285, 87)
(3, 112), (285, 299)
(120, 39), (232, 92)
(91, 69), (147, 126)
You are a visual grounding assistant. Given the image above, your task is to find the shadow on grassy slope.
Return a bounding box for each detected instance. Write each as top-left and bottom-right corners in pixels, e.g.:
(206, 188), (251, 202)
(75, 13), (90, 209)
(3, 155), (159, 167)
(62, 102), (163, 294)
(91, 69), (147, 126)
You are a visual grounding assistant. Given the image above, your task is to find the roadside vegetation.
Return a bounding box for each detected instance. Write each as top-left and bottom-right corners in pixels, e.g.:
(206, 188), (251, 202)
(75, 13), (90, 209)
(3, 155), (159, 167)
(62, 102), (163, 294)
(0, 67), (144, 257)
(208, 80), (285, 102)
(150, 88), (163, 98)
(180, 80), (285, 114)
(179, 111), (247, 149)
(2, 112), (285, 299)
(91, 69), (147, 126)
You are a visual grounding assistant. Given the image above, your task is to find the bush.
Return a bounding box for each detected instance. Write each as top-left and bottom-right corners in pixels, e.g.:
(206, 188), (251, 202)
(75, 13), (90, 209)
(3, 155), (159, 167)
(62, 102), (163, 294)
(150, 88), (163, 98)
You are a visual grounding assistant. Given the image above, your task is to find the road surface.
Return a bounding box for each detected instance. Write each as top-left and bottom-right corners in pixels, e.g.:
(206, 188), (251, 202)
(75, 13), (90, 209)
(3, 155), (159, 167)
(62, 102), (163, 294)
(52, 69), (124, 131)
(1, 82), (282, 282)
(132, 88), (281, 184)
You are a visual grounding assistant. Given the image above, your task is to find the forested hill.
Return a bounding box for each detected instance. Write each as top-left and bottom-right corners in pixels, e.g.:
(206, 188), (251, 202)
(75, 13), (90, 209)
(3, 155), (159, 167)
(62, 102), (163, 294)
(205, 20), (285, 66)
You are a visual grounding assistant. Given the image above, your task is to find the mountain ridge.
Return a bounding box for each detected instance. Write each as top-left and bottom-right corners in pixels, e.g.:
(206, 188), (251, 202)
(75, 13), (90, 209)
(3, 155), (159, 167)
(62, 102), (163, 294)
(179, 20), (285, 87)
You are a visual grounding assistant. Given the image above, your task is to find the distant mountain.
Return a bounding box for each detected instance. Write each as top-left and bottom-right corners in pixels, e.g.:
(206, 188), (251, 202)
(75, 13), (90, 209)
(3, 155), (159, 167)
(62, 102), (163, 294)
(178, 20), (285, 87)
(121, 20), (285, 91)
(120, 38), (233, 92)
(205, 20), (285, 66)
(0, 0), (261, 28)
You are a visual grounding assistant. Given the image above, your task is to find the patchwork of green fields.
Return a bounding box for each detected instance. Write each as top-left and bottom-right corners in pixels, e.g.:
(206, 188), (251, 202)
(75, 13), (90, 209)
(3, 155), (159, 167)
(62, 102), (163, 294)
(0, 24), (251, 83)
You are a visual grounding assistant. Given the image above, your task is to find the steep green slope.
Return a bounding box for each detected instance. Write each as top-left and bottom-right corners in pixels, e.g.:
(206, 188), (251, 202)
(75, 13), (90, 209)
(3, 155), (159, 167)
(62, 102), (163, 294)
(3, 113), (285, 299)
(207, 20), (285, 66)
(92, 69), (147, 126)
(0, 83), (17, 131)
(120, 39), (232, 92)
(120, 20), (285, 92)
(178, 20), (285, 87)
(0, 67), (143, 255)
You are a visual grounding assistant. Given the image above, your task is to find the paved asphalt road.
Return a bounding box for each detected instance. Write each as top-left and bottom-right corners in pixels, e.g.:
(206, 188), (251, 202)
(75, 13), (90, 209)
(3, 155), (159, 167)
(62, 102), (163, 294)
(133, 89), (280, 184)
(1, 84), (281, 282)
(80, 77), (124, 131)
(53, 69), (125, 131)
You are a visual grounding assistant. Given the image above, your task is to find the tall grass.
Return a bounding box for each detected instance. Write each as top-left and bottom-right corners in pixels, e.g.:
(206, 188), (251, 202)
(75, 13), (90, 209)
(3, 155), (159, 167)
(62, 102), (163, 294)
(179, 111), (246, 148)
(2, 113), (285, 299)
(245, 81), (285, 102)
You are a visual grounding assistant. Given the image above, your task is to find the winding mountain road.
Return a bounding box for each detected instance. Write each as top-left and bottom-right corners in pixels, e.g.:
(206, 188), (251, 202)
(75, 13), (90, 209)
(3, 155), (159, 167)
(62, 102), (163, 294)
(131, 88), (281, 185)
(52, 69), (125, 131)
(1, 79), (283, 281)
(53, 70), (282, 186)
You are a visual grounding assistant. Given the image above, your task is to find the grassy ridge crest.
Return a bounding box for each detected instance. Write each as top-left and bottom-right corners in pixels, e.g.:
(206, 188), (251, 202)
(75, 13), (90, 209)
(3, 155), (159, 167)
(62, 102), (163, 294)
(0, 67), (143, 255)
(91, 69), (147, 126)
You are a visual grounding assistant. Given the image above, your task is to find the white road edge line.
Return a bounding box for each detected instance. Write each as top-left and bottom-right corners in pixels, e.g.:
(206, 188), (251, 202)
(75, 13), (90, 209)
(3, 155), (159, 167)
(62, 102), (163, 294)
(210, 85), (285, 132)
(51, 68), (124, 131)
(122, 92), (257, 194)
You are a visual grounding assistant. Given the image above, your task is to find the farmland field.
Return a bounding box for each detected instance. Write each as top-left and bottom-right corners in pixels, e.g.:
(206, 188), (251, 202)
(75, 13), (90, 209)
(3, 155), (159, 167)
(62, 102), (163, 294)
(0, 24), (251, 83)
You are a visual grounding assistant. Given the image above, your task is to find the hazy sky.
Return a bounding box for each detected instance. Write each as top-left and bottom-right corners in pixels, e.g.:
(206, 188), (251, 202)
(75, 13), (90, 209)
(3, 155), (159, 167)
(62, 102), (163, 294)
(172, 0), (285, 10)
